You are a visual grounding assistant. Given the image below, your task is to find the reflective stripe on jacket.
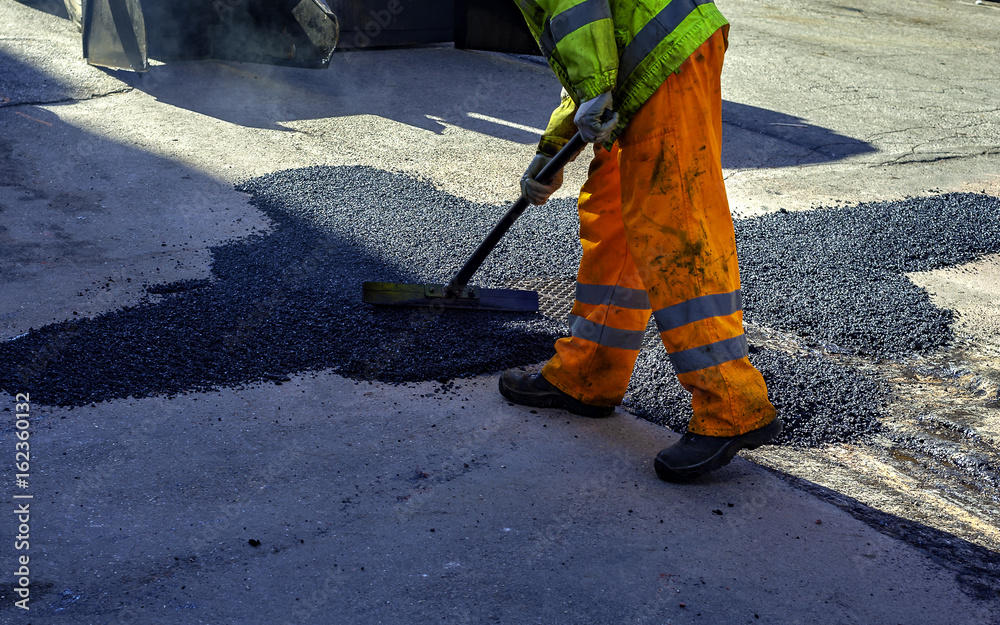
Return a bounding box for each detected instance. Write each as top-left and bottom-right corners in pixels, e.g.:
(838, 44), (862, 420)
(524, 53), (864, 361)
(516, 0), (729, 150)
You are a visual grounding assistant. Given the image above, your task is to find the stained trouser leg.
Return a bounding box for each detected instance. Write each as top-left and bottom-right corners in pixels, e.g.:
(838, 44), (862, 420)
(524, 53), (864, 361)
(541, 144), (653, 407)
(617, 30), (776, 436)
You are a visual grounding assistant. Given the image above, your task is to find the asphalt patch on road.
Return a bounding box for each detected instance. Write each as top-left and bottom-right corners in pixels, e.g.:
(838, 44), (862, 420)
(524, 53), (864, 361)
(0, 166), (570, 406)
(1, 166), (999, 449)
(738, 194), (1000, 358)
(631, 192), (1000, 445)
(624, 343), (892, 447)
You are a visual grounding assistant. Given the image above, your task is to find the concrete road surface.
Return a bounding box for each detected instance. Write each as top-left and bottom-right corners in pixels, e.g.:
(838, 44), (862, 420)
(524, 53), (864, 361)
(1, 0), (999, 623)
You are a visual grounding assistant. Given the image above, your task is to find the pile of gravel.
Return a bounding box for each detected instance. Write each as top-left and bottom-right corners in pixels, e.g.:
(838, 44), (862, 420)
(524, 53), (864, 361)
(251, 165), (582, 285)
(736, 193), (1000, 358)
(624, 342), (892, 447)
(632, 192), (1000, 444)
(2, 165), (997, 448)
(0, 166), (571, 405)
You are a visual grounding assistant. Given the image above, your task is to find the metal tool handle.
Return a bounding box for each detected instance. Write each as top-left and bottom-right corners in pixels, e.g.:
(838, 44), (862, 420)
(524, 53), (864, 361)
(446, 132), (587, 293)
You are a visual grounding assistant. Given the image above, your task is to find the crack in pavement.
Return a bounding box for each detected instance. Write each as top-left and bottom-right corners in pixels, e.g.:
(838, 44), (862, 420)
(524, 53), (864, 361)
(0, 86), (133, 108)
(877, 148), (1000, 167)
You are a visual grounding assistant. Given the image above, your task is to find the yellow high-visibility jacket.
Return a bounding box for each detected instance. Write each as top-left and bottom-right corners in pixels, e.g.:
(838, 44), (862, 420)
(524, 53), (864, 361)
(515, 0), (728, 153)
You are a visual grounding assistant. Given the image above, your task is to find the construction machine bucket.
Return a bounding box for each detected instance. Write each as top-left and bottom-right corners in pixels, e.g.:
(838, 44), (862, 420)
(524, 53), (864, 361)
(210, 0), (340, 69)
(81, 0), (339, 72)
(82, 0), (148, 72)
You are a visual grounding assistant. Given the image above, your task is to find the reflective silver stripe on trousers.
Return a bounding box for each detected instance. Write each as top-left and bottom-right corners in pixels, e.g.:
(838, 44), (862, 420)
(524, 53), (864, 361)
(668, 334), (748, 374)
(568, 314), (646, 351)
(617, 0), (715, 87)
(653, 289), (741, 332)
(576, 282), (652, 310)
(541, 0), (614, 52)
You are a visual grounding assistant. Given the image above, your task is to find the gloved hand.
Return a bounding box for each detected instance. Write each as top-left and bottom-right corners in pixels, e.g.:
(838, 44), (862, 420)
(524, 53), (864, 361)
(520, 153), (562, 205)
(573, 91), (619, 143)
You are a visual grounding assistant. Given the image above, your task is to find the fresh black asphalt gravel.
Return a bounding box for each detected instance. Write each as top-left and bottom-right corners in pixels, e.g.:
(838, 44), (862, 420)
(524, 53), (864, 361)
(0, 166), (569, 406)
(2, 165), (999, 447)
(624, 343), (893, 447)
(737, 193), (1000, 358)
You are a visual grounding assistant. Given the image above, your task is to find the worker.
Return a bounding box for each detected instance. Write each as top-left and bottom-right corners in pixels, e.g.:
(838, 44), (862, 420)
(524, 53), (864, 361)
(504, 0), (782, 481)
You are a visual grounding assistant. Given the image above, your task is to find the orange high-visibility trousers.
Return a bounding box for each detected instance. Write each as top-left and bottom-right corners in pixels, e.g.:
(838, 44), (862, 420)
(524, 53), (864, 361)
(540, 30), (776, 437)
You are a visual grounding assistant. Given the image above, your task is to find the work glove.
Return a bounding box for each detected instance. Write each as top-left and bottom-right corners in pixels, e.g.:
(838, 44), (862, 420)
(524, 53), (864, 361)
(520, 153), (562, 206)
(573, 91), (619, 144)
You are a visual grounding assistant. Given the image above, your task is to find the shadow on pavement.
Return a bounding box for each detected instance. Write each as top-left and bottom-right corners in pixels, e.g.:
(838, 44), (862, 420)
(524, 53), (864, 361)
(12, 0), (68, 20)
(118, 51), (877, 167)
(0, 43), (76, 108)
(2, 5), (878, 167)
(722, 100), (877, 166)
(118, 49), (556, 143)
(0, 163), (565, 407)
(781, 471), (1000, 601)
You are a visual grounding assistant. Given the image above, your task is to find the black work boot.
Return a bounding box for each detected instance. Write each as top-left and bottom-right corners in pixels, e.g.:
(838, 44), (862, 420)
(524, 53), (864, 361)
(499, 370), (615, 418)
(654, 419), (783, 482)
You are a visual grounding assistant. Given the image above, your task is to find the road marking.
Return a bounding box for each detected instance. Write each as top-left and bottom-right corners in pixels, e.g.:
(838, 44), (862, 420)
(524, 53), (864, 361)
(466, 112), (545, 134)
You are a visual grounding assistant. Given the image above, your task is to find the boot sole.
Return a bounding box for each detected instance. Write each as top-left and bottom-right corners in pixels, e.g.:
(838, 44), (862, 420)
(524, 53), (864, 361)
(655, 419), (784, 483)
(498, 376), (615, 418)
